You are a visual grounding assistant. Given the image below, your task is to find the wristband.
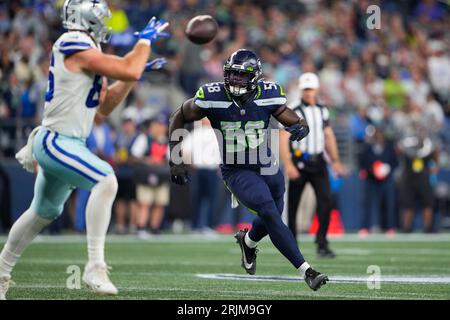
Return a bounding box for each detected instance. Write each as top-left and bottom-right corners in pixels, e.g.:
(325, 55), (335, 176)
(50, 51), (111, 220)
(138, 39), (151, 46)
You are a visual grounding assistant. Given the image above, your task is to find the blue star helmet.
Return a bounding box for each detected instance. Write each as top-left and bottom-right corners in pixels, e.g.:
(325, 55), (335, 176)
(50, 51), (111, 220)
(223, 49), (262, 96)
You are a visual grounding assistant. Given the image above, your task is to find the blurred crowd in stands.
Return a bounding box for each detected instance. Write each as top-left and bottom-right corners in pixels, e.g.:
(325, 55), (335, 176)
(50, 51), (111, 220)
(0, 0), (449, 235)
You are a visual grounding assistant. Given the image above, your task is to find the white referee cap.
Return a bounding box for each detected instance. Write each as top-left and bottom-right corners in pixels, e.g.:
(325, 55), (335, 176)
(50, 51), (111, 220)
(298, 72), (320, 90)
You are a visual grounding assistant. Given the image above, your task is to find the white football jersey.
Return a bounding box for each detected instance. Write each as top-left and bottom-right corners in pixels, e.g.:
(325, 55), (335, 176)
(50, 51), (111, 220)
(42, 31), (102, 139)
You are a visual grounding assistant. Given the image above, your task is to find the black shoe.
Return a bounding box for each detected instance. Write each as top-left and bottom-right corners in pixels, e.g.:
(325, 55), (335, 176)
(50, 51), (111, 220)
(304, 267), (328, 291)
(317, 246), (336, 258)
(234, 229), (258, 275)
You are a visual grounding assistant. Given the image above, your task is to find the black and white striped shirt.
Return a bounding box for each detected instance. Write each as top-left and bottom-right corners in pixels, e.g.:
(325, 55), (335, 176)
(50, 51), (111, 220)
(290, 100), (330, 156)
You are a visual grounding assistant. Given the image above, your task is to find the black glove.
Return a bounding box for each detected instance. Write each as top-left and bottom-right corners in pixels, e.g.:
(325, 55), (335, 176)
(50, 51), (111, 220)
(286, 123), (309, 141)
(170, 162), (190, 185)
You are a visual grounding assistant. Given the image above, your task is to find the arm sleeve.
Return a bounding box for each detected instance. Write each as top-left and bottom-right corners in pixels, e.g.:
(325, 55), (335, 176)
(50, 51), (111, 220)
(257, 82), (287, 113)
(193, 84), (232, 113)
(192, 86), (209, 116)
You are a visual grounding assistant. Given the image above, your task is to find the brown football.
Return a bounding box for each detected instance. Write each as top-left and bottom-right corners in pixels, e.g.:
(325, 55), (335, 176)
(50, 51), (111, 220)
(185, 15), (218, 45)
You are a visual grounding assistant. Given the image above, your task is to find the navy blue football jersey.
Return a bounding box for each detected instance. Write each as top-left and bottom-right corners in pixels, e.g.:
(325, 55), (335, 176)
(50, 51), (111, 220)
(193, 80), (286, 169)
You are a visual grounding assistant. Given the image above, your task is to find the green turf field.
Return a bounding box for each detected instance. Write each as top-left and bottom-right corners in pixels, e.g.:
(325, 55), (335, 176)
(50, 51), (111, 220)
(1, 233), (450, 300)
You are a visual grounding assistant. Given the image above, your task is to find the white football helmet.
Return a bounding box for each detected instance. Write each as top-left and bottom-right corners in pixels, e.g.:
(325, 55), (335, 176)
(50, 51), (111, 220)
(62, 0), (112, 43)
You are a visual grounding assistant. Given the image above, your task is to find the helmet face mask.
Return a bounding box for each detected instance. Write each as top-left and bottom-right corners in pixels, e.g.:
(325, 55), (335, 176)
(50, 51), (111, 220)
(224, 49), (262, 97)
(225, 70), (253, 96)
(62, 0), (112, 43)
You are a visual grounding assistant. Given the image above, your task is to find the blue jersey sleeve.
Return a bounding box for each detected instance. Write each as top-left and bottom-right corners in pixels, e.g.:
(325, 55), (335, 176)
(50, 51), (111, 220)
(193, 82), (232, 112)
(255, 81), (287, 113)
(57, 32), (94, 55)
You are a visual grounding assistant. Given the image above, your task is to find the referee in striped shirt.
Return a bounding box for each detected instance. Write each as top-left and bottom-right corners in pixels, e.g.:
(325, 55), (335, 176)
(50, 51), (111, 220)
(280, 73), (345, 258)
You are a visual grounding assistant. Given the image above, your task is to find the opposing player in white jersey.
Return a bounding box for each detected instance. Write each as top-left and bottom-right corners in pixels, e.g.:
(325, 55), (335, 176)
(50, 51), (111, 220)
(0, 0), (169, 299)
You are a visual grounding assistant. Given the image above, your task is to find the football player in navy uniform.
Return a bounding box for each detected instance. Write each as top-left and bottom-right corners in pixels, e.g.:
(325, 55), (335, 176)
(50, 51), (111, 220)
(169, 50), (328, 291)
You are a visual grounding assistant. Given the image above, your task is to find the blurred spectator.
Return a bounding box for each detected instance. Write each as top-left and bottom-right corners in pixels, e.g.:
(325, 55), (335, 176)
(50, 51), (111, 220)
(12, 4), (47, 38)
(19, 79), (37, 118)
(349, 106), (369, 156)
(107, 1), (136, 50)
(0, 6), (11, 34)
(124, 95), (153, 127)
(342, 59), (366, 108)
(107, 2), (130, 34)
(414, 0), (447, 23)
(176, 38), (204, 96)
(397, 118), (440, 233)
(363, 68), (384, 104)
(359, 127), (399, 236)
(319, 59), (344, 107)
(182, 118), (221, 233)
(131, 114), (170, 237)
(113, 109), (139, 234)
(391, 97), (423, 137)
(423, 92), (445, 134)
(403, 67), (430, 108)
(427, 40), (450, 105)
(384, 69), (407, 111)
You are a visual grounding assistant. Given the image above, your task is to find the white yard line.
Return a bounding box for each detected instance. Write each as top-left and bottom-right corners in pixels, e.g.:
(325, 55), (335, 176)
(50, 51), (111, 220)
(228, 248), (450, 256)
(196, 273), (450, 284)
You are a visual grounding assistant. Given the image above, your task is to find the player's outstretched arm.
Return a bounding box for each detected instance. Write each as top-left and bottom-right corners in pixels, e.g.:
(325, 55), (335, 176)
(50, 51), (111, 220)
(67, 17), (169, 81)
(273, 106), (309, 141)
(168, 98), (205, 185)
(70, 17), (169, 116)
(169, 98), (205, 134)
(97, 79), (135, 116)
(69, 43), (151, 82)
(97, 58), (167, 116)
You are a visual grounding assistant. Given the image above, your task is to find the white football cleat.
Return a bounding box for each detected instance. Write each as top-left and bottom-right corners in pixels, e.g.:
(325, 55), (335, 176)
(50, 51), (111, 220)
(82, 262), (118, 295)
(0, 275), (11, 300)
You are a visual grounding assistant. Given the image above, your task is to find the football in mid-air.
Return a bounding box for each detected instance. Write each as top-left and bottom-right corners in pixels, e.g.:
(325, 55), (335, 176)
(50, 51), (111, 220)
(185, 15), (218, 45)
